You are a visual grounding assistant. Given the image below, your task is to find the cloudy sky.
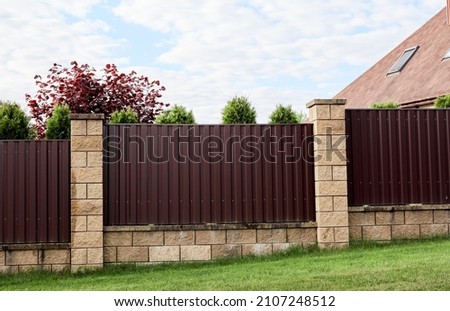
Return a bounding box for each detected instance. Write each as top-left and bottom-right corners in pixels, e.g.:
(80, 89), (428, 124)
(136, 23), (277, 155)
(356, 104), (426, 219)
(0, 0), (445, 123)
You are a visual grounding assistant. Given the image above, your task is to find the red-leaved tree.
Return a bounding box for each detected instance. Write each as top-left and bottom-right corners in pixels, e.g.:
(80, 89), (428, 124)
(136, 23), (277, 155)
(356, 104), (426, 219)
(26, 61), (168, 138)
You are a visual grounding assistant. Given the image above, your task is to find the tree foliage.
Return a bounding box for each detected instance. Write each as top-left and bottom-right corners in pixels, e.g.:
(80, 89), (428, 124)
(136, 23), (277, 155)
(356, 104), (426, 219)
(45, 104), (70, 139)
(434, 94), (450, 108)
(110, 108), (139, 124)
(155, 105), (196, 124)
(0, 101), (33, 139)
(269, 104), (302, 124)
(26, 61), (168, 138)
(371, 101), (399, 109)
(221, 96), (257, 124)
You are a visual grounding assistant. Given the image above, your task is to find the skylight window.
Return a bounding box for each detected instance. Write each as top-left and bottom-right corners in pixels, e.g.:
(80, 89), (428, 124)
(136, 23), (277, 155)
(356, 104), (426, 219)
(443, 48), (450, 60)
(387, 46), (419, 75)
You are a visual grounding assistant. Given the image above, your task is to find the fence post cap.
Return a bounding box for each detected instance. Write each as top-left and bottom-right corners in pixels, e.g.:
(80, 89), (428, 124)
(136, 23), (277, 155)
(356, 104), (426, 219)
(70, 113), (105, 120)
(306, 99), (346, 108)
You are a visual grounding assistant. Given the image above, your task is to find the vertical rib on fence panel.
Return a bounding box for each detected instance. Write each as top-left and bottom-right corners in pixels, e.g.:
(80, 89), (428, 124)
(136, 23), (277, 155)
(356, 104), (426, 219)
(0, 140), (70, 244)
(347, 109), (450, 206)
(104, 124), (316, 225)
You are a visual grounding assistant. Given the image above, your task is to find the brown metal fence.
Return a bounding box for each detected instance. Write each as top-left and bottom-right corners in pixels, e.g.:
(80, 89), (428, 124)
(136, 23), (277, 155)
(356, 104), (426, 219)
(0, 140), (70, 244)
(346, 109), (450, 206)
(104, 124), (315, 225)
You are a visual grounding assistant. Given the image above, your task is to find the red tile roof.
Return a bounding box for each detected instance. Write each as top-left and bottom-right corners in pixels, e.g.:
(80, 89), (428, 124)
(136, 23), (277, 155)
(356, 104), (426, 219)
(334, 8), (450, 108)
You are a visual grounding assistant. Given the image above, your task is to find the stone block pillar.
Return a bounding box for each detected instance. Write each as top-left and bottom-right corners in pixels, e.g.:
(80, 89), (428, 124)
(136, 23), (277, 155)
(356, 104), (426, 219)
(70, 114), (104, 271)
(307, 99), (349, 248)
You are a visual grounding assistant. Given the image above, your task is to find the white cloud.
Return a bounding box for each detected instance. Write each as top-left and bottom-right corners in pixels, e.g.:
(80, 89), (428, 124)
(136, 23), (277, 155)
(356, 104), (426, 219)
(0, 0), (444, 123)
(113, 0), (443, 122)
(0, 0), (122, 107)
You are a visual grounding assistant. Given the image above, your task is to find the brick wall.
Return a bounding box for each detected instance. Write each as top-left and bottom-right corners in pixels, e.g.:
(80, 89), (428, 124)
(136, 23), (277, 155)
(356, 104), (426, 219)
(104, 224), (317, 264)
(0, 244), (70, 273)
(349, 205), (450, 241)
(70, 114), (104, 272)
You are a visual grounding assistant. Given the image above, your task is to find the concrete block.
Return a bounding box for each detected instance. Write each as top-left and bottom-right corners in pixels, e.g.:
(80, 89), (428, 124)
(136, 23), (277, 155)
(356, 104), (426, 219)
(104, 232), (133, 246)
(87, 248), (103, 264)
(316, 211), (349, 227)
(226, 229), (256, 244)
(87, 120), (103, 135)
(349, 212), (375, 226)
(310, 104), (330, 121)
(72, 199), (102, 216)
(87, 215), (103, 231)
(316, 196), (333, 212)
(0, 251), (5, 266)
(72, 231), (103, 248)
(165, 231), (194, 245)
(181, 245), (211, 261)
(362, 226), (391, 241)
(71, 136), (102, 152)
(71, 167), (103, 183)
(7, 250), (38, 265)
(87, 152), (103, 167)
(315, 166), (332, 181)
(392, 225), (420, 239)
(149, 246), (180, 262)
(132, 231), (164, 246)
(315, 181), (347, 196)
(117, 247), (149, 262)
(334, 227), (349, 243)
(349, 226), (362, 240)
(287, 228), (317, 244)
(87, 184), (103, 199)
(71, 120), (86, 136)
(211, 244), (241, 259)
(104, 247), (117, 263)
(330, 105), (345, 120)
(71, 184), (87, 199)
(71, 216), (87, 232)
(242, 244), (272, 256)
(332, 166), (347, 181)
(272, 243), (292, 253)
(317, 227), (334, 243)
(420, 224), (449, 237)
(333, 196), (348, 211)
(42, 250), (70, 264)
(375, 211), (405, 225)
(405, 211), (433, 225)
(434, 210), (450, 224)
(315, 120), (345, 135)
(71, 152), (87, 167)
(257, 229), (286, 243)
(195, 230), (226, 245)
(71, 248), (87, 265)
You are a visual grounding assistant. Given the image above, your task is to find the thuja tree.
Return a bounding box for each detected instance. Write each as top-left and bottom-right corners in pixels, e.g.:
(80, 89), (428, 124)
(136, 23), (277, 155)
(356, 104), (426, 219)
(26, 61), (168, 138)
(155, 105), (196, 124)
(222, 96), (257, 124)
(109, 108), (139, 124)
(0, 101), (34, 139)
(45, 104), (70, 139)
(269, 104), (300, 124)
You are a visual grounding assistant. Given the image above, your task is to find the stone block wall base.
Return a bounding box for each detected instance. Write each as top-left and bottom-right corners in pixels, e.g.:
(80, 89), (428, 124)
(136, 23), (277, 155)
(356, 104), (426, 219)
(349, 207), (450, 242)
(0, 246), (70, 273)
(104, 224), (317, 264)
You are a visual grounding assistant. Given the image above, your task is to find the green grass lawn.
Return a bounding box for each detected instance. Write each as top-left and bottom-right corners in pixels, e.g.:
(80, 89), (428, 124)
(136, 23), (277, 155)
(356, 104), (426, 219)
(1, 238), (450, 290)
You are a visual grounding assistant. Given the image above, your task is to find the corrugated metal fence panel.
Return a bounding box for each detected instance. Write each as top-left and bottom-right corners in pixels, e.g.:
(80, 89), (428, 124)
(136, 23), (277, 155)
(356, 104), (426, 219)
(346, 109), (450, 206)
(0, 140), (70, 244)
(104, 124), (315, 225)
